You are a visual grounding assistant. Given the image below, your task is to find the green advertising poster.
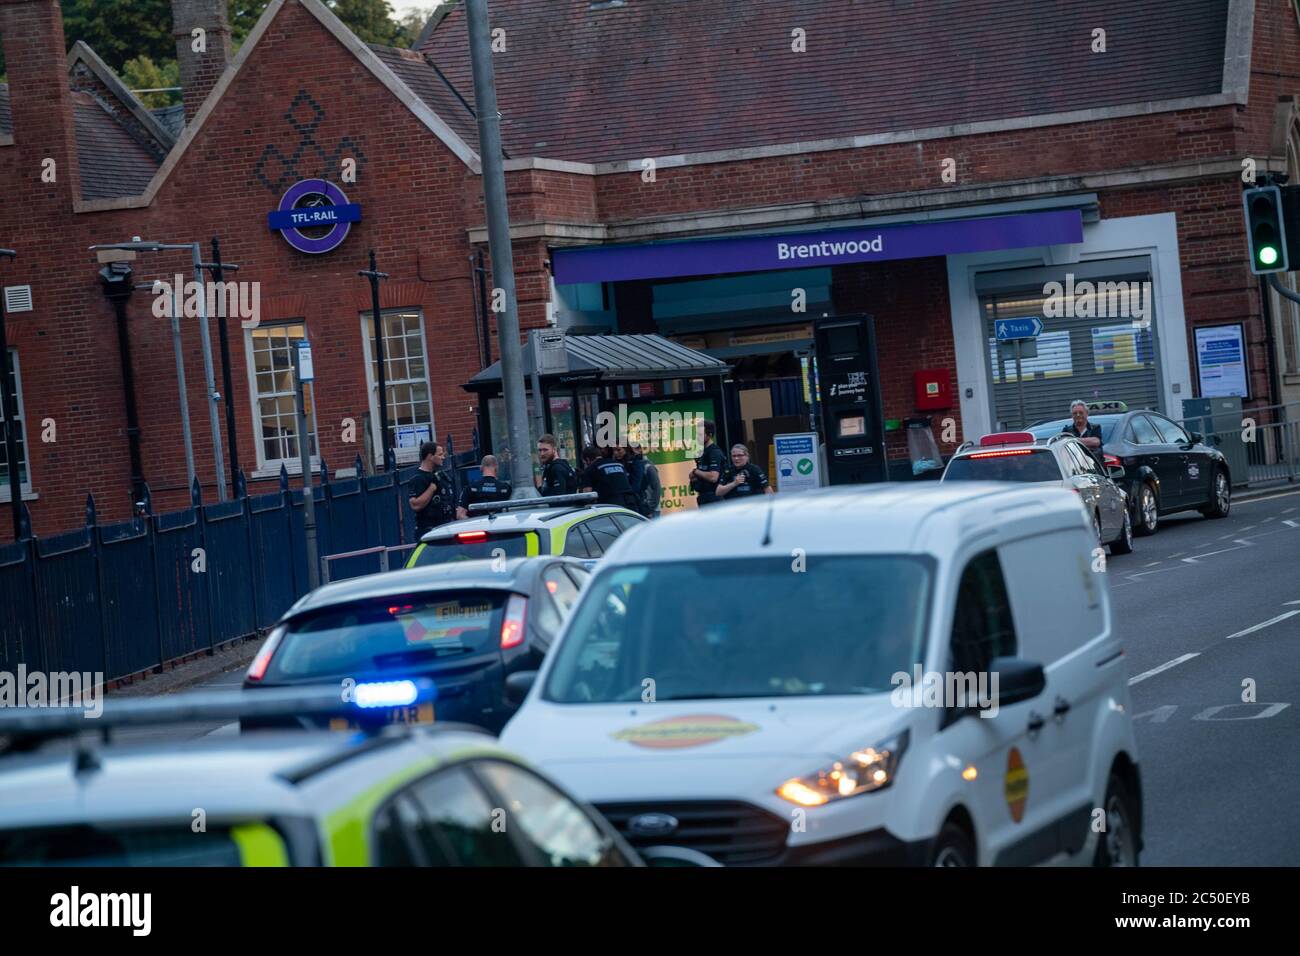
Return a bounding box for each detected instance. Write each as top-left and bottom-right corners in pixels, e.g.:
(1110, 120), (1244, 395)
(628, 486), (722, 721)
(615, 397), (715, 514)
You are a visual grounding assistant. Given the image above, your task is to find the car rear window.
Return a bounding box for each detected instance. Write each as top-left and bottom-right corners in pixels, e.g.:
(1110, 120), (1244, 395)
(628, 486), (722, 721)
(1027, 416), (1122, 443)
(412, 533), (531, 566)
(264, 591), (506, 681)
(943, 449), (1062, 482)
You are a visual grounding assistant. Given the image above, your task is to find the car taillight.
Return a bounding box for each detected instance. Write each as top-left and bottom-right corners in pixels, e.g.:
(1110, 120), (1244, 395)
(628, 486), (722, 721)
(967, 448), (1035, 459)
(246, 626), (285, 682)
(457, 531), (488, 542)
(1103, 454), (1122, 469)
(500, 594), (527, 649)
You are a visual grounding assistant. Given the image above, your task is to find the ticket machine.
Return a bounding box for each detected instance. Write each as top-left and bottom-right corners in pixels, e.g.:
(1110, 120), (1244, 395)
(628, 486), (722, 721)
(814, 314), (889, 484)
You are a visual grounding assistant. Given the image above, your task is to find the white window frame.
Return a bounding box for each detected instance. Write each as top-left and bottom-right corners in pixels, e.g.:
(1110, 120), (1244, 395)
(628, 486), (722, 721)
(244, 321), (321, 478)
(359, 308), (437, 466)
(0, 349), (35, 502)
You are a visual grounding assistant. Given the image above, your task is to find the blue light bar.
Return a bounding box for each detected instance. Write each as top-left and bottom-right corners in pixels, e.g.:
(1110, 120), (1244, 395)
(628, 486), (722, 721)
(354, 680), (420, 709)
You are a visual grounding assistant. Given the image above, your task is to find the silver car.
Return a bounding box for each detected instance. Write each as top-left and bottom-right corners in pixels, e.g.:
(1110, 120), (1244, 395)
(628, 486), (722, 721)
(941, 431), (1134, 555)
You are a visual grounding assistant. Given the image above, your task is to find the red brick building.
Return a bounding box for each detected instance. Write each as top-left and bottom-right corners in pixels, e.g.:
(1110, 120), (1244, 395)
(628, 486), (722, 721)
(3, 0), (1300, 537)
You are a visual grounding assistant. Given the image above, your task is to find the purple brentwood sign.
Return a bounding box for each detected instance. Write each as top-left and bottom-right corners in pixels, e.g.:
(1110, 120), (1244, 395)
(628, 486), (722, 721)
(268, 179), (361, 255)
(551, 209), (1084, 284)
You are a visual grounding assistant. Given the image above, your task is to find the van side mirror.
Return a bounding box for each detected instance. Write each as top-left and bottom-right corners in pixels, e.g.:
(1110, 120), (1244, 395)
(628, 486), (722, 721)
(504, 670), (538, 705)
(989, 656), (1046, 707)
(1107, 465), (1126, 480)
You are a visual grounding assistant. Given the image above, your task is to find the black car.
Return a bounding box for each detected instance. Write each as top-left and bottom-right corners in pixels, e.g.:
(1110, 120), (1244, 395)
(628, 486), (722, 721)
(241, 557), (590, 734)
(1029, 406), (1230, 535)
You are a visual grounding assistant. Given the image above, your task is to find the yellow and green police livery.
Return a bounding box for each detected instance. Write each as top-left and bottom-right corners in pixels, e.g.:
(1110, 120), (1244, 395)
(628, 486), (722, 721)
(0, 684), (640, 867)
(407, 494), (646, 570)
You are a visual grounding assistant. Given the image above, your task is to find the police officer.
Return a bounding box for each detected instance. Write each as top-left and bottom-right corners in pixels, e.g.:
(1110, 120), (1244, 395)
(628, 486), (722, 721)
(716, 443), (774, 501)
(537, 434), (579, 496)
(689, 420), (727, 507)
(457, 454), (512, 519)
(581, 445), (640, 509)
(407, 441), (454, 538)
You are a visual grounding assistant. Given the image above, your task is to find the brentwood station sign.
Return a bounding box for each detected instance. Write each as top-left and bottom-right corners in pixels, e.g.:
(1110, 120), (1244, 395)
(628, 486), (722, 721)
(552, 209), (1084, 284)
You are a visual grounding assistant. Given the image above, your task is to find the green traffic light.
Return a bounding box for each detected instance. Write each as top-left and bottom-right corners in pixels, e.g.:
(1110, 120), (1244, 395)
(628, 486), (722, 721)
(1260, 246), (1279, 266)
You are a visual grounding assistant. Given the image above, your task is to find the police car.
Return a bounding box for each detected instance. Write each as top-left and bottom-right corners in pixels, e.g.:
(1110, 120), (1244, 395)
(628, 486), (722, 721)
(500, 484), (1144, 866)
(943, 431), (1134, 556)
(0, 683), (653, 867)
(406, 493), (647, 571)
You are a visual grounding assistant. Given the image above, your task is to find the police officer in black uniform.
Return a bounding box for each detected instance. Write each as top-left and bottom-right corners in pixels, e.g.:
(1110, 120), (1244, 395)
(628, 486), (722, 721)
(717, 443), (774, 501)
(537, 434), (578, 496)
(457, 454), (512, 518)
(689, 420), (728, 507)
(408, 441), (454, 538)
(580, 445), (640, 510)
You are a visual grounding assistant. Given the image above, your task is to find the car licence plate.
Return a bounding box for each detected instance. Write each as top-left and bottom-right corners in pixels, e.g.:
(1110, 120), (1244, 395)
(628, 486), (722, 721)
(329, 702), (435, 732)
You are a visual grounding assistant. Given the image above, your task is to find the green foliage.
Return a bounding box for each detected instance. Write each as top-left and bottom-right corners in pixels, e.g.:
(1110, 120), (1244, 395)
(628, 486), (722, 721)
(121, 55), (181, 108)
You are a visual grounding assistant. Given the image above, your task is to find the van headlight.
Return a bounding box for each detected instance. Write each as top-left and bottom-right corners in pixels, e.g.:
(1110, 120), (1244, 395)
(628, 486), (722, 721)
(776, 730), (909, 806)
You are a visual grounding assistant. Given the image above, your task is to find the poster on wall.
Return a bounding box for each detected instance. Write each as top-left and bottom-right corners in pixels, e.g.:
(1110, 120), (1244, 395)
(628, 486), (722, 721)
(632, 397), (716, 515)
(1194, 324), (1249, 399)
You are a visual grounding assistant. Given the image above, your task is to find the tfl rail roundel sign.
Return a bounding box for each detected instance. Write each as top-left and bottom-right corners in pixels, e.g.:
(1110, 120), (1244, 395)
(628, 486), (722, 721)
(267, 179), (362, 255)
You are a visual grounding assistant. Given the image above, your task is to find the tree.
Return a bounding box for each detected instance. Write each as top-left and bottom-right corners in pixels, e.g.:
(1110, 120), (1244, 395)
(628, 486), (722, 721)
(325, 0), (407, 46)
(60, 0), (175, 74)
(121, 55), (181, 108)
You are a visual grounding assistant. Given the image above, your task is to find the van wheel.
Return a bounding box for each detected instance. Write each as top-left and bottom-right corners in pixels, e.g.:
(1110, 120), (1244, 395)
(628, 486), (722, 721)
(1200, 469), (1231, 519)
(1133, 482), (1159, 536)
(1110, 507), (1134, 555)
(930, 822), (975, 867)
(1093, 773), (1141, 867)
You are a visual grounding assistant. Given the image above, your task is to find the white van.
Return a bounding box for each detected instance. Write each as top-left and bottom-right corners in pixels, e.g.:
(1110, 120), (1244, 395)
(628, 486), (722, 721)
(500, 483), (1143, 866)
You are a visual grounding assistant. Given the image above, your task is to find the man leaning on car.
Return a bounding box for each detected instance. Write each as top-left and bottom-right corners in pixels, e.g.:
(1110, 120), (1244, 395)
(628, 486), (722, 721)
(1063, 399), (1104, 464)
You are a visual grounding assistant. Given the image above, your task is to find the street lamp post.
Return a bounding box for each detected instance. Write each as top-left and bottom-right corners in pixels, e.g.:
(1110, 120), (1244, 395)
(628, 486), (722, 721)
(201, 238), (242, 493)
(466, 0), (538, 498)
(359, 250), (392, 471)
(0, 248), (23, 540)
(90, 239), (230, 502)
(292, 338), (320, 591)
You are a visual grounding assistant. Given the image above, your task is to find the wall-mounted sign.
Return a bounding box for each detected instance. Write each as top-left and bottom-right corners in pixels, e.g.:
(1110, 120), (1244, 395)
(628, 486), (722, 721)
(268, 179), (361, 255)
(296, 339), (314, 382)
(1194, 323), (1249, 399)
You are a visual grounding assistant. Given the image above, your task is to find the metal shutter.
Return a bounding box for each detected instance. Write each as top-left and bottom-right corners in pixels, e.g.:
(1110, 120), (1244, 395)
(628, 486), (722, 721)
(980, 264), (1162, 430)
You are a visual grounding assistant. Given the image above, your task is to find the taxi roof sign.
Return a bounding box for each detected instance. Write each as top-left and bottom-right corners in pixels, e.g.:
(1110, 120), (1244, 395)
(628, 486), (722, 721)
(979, 431), (1037, 447)
(1086, 400), (1128, 413)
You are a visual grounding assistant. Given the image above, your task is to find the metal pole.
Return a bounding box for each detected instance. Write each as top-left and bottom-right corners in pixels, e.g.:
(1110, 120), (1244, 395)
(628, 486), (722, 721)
(191, 243), (227, 501)
(169, 279), (197, 492)
(360, 250), (391, 469)
(1014, 339), (1026, 428)
(208, 238), (241, 491)
(529, 330), (546, 444)
(293, 342), (319, 591)
(466, 0), (538, 499)
(0, 248), (22, 540)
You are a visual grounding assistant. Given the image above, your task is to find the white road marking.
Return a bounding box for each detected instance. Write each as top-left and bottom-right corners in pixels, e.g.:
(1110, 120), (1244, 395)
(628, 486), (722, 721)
(1225, 610), (1300, 640)
(1181, 547), (1244, 563)
(1240, 525), (1256, 532)
(1129, 653), (1199, 686)
(1286, 600), (1300, 606)
(1144, 561), (1162, 567)
(204, 722), (239, 737)
(1284, 519), (1300, 529)
(1238, 491), (1300, 506)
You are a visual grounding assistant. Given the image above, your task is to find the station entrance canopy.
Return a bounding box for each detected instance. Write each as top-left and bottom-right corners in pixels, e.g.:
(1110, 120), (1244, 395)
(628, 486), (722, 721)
(551, 209), (1084, 284)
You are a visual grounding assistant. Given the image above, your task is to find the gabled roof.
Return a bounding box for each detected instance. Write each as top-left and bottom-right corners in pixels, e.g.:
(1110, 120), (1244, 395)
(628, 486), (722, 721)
(0, 42), (171, 201)
(72, 93), (165, 201)
(96, 0), (483, 210)
(367, 44), (479, 152)
(419, 0), (1236, 166)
